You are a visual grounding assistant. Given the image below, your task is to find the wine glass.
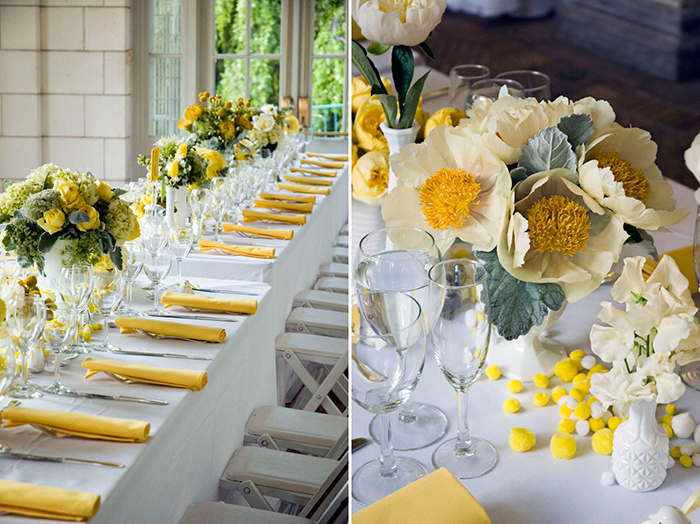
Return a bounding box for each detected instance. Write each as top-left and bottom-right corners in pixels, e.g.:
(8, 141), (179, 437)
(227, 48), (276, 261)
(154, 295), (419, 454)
(120, 240), (145, 316)
(449, 64), (490, 111)
(92, 272), (124, 352)
(681, 204), (700, 390)
(427, 259), (497, 478)
(7, 295), (47, 399)
(169, 228), (193, 286)
(352, 291), (427, 506)
(188, 187), (211, 242)
(210, 192), (230, 242)
(355, 226), (448, 451)
(42, 304), (78, 395)
(495, 70), (552, 101)
(60, 264), (94, 354)
(140, 207), (168, 256)
(465, 78), (525, 109)
(143, 250), (172, 314)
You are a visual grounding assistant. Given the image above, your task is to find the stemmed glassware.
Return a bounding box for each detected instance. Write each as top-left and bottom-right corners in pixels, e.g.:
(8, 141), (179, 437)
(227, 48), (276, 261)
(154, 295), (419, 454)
(355, 227), (448, 451)
(210, 191), (230, 242)
(427, 259), (497, 479)
(227, 175), (247, 225)
(7, 295), (47, 399)
(141, 207), (168, 257)
(120, 240), (144, 316)
(169, 228), (193, 286)
(42, 304), (78, 395)
(188, 187), (211, 242)
(60, 264), (94, 353)
(143, 250), (172, 314)
(92, 272), (124, 352)
(352, 290), (427, 506)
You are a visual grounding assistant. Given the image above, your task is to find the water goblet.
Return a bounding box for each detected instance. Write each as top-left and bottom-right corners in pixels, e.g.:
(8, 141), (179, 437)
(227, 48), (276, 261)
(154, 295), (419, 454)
(120, 240), (145, 316)
(427, 259), (496, 479)
(144, 250), (172, 314)
(210, 192), (230, 242)
(495, 70), (552, 101)
(188, 187), (211, 242)
(140, 207), (168, 256)
(42, 304), (78, 395)
(60, 264), (94, 354)
(7, 295), (47, 399)
(449, 64), (491, 110)
(92, 272), (124, 352)
(465, 78), (525, 109)
(169, 227), (193, 286)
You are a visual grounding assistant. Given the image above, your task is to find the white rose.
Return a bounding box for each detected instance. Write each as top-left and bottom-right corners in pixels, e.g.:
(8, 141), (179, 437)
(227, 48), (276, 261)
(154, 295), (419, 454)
(253, 114), (275, 133)
(353, 0), (447, 47)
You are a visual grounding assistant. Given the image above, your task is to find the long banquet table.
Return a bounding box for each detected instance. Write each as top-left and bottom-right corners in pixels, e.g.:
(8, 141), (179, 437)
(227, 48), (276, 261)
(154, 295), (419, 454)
(0, 143), (348, 524)
(351, 179), (700, 522)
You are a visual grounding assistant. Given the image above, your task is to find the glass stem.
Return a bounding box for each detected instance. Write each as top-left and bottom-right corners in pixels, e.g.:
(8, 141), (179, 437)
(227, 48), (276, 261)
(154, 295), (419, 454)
(397, 407), (417, 424)
(20, 351), (29, 388)
(177, 258), (182, 283)
(126, 281), (134, 312)
(455, 387), (474, 455)
(378, 413), (397, 477)
(102, 315), (109, 348)
(53, 352), (60, 386)
(154, 284), (160, 312)
(215, 220), (221, 242)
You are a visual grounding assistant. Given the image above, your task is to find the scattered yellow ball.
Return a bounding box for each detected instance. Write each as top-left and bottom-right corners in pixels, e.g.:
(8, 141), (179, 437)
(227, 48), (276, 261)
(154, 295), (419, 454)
(559, 404), (574, 418)
(550, 433), (576, 459)
(558, 418), (576, 434)
(533, 392), (550, 407)
(507, 380), (523, 393)
(82, 324), (93, 332)
(660, 414), (673, 427)
(509, 428), (536, 452)
(573, 403), (592, 420)
(555, 359), (578, 382)
(503, 398), (521, 414)
(572, 373), (587, 388)
(82, 330), (92, 342)
(577, 380), (591, 395)
(92, 323), (103, 331)
(587, 364), (607, 379)
(608, 417), (622, 431)
(569, 388), (585, 402)
(591, 428), (614, 455)
(551, 386), (567, 403)
(587, 396), (599, 405)
(589, 417), (605, 432)
(570, 350), (585, 369)
(680, 455), (693, 468)
(671, 446), (682, 459)
(533, 373), (549, 389)
(485, 365), (501, 380)
(666, 404), (677, 416)
(662, 423), (673, 439)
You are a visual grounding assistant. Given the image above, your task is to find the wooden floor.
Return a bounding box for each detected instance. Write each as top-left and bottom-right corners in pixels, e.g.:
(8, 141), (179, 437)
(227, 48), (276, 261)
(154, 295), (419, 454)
(426, 9), (700, 189)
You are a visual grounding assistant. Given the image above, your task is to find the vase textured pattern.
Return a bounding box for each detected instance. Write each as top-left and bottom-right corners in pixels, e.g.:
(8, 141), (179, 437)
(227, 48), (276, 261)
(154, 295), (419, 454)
(165, 186), (189, 229)
(379, 121), (419, 193)
(612, 400), (669, 492)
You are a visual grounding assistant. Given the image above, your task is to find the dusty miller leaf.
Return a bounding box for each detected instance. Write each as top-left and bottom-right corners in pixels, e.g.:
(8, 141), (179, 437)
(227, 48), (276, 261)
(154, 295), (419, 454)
(557, 113), (595, 149)
(517, 126), (578, 180)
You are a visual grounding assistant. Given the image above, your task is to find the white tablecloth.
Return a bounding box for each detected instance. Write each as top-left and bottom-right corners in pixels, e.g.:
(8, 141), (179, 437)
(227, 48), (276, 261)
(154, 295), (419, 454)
(0, 148), (348, 523)
(351, 179), (700, 522)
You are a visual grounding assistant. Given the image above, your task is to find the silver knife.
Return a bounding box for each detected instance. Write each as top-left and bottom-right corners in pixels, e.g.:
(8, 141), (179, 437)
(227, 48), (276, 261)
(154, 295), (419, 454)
(194, 288), (258, 296)
(0, 450), (125, 468)
(66, 391), (169, 405)
(109, 348), (211, 361)
(146, 312), (241, 323)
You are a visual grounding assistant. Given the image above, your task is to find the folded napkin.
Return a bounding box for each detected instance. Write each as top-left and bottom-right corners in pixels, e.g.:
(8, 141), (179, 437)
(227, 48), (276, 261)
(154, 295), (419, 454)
(353, 468), (491, 524)
(222, 222), (294, 240)
(290, 167), (337, 178)
(259, 192), (316, 204)
(115, 316), (226, 343)
(645, 246), (698, 294)
(278, 182), (330, 195)
(283, 175), (333, 186)
(254, 199), (313, 213)
(161, 289), (258, 315)
(1, 406), (150, 443)
(0, 480), (100, 522)
(301, 159), (344, 169)
(307, 152), (349, 161)
(82, 357), (207, 391)
(198, 238), (276, 258)
(242, 209), (307, 225)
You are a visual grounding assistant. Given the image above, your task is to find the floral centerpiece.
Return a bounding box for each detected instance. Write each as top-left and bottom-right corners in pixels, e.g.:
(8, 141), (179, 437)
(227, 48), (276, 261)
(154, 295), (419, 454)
(247, 104), (289, 152)
(0, 164), (138, 276)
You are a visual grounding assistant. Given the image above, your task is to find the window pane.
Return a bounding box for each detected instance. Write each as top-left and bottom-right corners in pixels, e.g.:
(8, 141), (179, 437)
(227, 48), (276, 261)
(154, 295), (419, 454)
(150, 0), (181, 54)
(215, 0), (247, 54)
(249, 59), (279, 105)
(149, 57), (181, 136)
(312, 58), (345, 132)
(314, 0), (346, 55)
(215, 59), (245, 101)
(250, 0), (281, 54)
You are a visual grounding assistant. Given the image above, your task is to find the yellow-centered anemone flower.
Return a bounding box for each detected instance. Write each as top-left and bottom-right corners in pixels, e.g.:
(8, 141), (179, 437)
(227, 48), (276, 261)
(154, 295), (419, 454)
(498, 169), (628, 303)
(381, 125), (510, 253)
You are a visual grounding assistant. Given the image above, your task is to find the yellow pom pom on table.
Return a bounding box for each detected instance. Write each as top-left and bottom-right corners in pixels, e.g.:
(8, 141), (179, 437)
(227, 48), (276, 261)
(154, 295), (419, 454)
(569, 388), (585, 402)
(671, 445), (682, 459)
(559, 404), (574, 418)
(666, 404), (677, 416)
(589, 418), (605, 432)
(608, 417), (622, 431)
(551, 386), (567, 403)
(509, 428), (536, 452)
(555, 358), (578, 382)
(591, 428), (614, 455)
(680, 455), (693, 468)
(533, 392), (550, 407)
(533, 373), (549, 389)
(660, 414), (673, 427)
(569, 350), (585, 369)
(573, 403), (591, 420)
(550, 433), (576, 459)
(485, 364), (501, 380)
(662, 423), (673, 438)
(558, 418), (575, 434)
(503, 398), (520, 414)
(507, 380), (523, 393)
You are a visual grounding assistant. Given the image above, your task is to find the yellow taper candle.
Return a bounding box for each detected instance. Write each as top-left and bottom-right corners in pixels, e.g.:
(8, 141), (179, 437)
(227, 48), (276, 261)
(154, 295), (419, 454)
(150, 147), (160, 181)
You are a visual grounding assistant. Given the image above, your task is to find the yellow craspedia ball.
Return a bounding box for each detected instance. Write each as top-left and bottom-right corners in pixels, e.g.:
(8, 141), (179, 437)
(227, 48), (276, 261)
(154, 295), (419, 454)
(662, 423), (673, 438)
(551, 386), (567, 403)
(82, 330), (92, 342)
(533, 373), (549, 389)
(509, 428), (536, 452)
(660, 414), (673, 427)
(550, 433), (576, 459)
(555, 358), (578, 382)
(569, 388), (585, 402)
(570, 350), (585, 369)
(589, 417), (605, 432)
(558, 418), (576, 434)
(559, 404), (574, 418)
(591, 428), (614, 455)
(680, 455), (693, 468)
(485, 365), (501, 380)
(533, 392), (550, 407)
(666, 404), (677, 416)
(507, 380), (523, 393)
(608, 417), (622, 431)
(671, 446), (682, 459)
(573, 403), (592, 420)
(503, 398), (521, 414)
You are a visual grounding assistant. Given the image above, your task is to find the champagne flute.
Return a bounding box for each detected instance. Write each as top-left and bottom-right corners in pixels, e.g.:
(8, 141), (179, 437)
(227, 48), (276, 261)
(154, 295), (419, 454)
(120, 240), (145, 316)
(169, 228), (193, 286)
(188, 187), (211, 242)
(7, 295), (47, 399)
(144, 250), (172, 314)
(92, 272), (124, 352)
(60, 264), (94, 353)
(42, 304), (78, 395)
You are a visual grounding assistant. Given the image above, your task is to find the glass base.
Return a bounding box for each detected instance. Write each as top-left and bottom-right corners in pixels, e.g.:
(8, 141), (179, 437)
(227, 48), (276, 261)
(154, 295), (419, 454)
(681, 362), (700, 391)
(352, 456), (427, 507)
(92, 344), (121, 353)
(369, 402), (448, 451)
(8, 382), (43, 399)
(43, 382), (78, 395)
(431, 437), (497, 479)
(67, 342), (92, 355)
(118, 307), (143, 317)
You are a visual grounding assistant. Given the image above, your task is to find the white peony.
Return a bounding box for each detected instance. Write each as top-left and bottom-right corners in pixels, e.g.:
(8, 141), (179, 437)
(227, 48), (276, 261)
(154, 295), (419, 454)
(353, 0), (447, 47)
(252, 113), (275, 133)
(684, 131), (700, 205)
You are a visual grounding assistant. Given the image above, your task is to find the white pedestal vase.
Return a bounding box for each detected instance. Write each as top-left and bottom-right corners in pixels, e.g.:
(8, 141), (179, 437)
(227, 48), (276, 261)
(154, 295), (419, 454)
(379, 121), (420, 193)
(486, 302), (568, 381)
(165, 186), (189, 229)
(612, 399), (669, 492)
(41, 238), (72, 285)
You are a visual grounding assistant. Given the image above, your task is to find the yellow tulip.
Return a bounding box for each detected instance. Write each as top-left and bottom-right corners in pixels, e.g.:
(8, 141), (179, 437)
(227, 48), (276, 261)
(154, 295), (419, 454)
(169, 161), (179, 179)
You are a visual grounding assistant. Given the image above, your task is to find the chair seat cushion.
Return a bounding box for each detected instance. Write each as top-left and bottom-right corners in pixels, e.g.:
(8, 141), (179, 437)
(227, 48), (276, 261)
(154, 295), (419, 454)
(181, 501), (313, 524)
(246, 406), (346, 448)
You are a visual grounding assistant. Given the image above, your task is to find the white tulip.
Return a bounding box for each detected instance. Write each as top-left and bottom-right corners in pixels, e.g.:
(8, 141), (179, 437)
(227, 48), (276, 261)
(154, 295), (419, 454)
(353, 0), (447, 47)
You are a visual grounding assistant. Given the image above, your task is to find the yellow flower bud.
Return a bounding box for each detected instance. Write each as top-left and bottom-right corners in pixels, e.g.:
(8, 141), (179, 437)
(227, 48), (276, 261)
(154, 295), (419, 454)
(96, 180), (112, 201)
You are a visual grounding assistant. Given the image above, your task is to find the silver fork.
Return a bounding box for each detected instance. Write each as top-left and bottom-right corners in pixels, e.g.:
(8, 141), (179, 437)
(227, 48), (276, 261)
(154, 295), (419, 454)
(133, 328), (211, 344)
(106, 372), (138, 384)
(31, 425), (72, 438)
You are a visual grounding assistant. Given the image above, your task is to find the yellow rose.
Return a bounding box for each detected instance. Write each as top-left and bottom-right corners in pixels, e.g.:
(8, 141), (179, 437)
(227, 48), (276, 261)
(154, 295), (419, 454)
(75, 204), (100, 232)
(284, 113), (300, 134)
(352, 76), (392, 113)
(37, 208), (66, 235)
(96, 180), (112, 201)
(177, 119), (192, 130)
(184, 103), (203, 121)
(352, 143), (359, 166)
(220, 120), (237, 138)
(352, 151), (389, 206)
(354, 96), (388, 154)
(424, 107), (467, 139)
(127, 219), (140, 241)
(56, 182), (85, 212)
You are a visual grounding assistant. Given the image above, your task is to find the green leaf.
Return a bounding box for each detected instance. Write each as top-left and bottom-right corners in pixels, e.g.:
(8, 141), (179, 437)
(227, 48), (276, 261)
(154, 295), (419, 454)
(475, 249), (566, 340)
(68, 210), (90, 225)
(351, 40), (387, 95)
(624, 224), (659, 262)
(510, 167), (528, 185)
(418, 41), (435, 61)
(367, 42), (390, 56)
(557, 114), (594, 149)
(110, 245), (123, 270)
(37, 232), (60, 254)
(0, 214), (11, 223)
(111, 188), (127, 198)
(391, 46), (414, 106)
(397, 71), (429, 129)
(517, 126), (578, 179)
(376, 94), (398, 128)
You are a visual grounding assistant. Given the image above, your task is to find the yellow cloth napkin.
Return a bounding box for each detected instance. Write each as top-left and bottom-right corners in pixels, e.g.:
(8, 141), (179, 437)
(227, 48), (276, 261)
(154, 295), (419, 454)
(82, 357), (207, 391)
(222, 222), (294, 240)
(254, 199), (313, 213)
(278, 182), (330, 195)
(353, 468), (491, 524)
(198, 238), (276, 258)
(114, 316), (226, 343)
(259, 192), (316, 204)
(646, 246), (698, 293)
(307, 152), (349, 161)
(242, 209), (307, 225)
(161, 289), (258, 315)
(290, 167), (337, 178)
(1, 406), (150, 443)
(283, 175), (333, 186)
(301, 159), (344, 169)
(0, 480), (100, 522)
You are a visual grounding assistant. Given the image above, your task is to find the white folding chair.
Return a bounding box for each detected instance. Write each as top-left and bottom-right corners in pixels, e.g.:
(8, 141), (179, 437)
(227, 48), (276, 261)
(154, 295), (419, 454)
(286, 308), (348, 338)
(334, 235), (348, 248)
(339, 223), (348, 235)
(331, 246), (348, 264)
(319, 263), (348, 278)
(314, 277), (349, 294)
(293, 289), (348, 312)
(276, 333), (348, 415)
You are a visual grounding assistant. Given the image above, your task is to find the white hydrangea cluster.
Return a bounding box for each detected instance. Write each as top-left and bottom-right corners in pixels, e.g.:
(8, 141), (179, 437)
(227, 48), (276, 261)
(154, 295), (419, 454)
(104, 198), (136, 244)
(0, 180), (42, 216)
